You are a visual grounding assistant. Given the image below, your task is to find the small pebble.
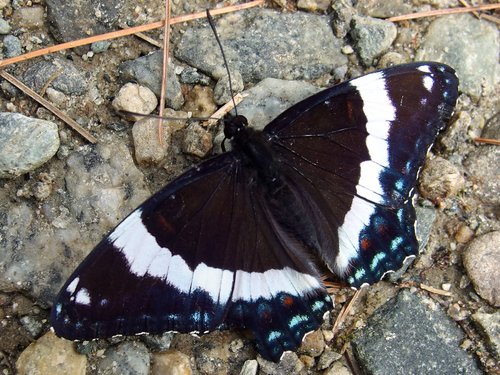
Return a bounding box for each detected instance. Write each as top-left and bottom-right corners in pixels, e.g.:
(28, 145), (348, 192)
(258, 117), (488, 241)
(91, 40), (111, 53)
(3, 34), (22, 57)
(0, 112), (60, 178)
(463, 231), (500, 307)
(0, 18), (11, 34)
(12, 6), (45, 29)
(455, 224), (474, 244)
(112, 83), (158, 121)
(341, 45), (354, 55)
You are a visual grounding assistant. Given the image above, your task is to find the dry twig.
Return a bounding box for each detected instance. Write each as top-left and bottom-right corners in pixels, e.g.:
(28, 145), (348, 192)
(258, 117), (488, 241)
(203, 93), (247, 128)
(0, 0), (265, 69)
(332, 289), (362, 336)
(0, 71), (97, 143)
(474, 137), (500, 146)
(158, 0), (171, 147)
(419, 283), (453, 297)
(387, 3), (500, 22)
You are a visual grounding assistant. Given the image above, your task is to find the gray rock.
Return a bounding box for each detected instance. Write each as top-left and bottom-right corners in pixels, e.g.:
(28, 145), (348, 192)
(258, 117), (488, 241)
(352, 290), (482, 375)
(317, 348), (341, 370)
(463, 231), (500, 307)
(439, 110), (472, 153)
(0, 18), (11, 34)
(19, 315), (44, 337)
(182, 123), (212, 158)
(91, 40), (111, 54)
(132, 117), (171, 166)
(112, 83), (158, 120)
(377, 51), (406, 68)
(297, 0), (331, 12)
(0, 142), (150, 303)
(11, 6), (44, 29)
(257, 352), (304, 375)
(414, 204), (437, 252)
(213, 70), (244, 105)
(350, 16), (397, 66)
(234, 78), (321, 131)
(214, 78), (321, 152)
(240, 359), (258, 375)
(416, 14), (500, 99)
(179, 66), (212, 85)
(3, 34), (22, 57)
(176, 8), (346, 83)
(46, 0), (107, 47)
(324, 360), (353, 375)
(481, 111), (499, 140)
(1, 79), (19, 98)
(119, 52), (184, 109)
(387, 203), (436, 283)
(472, 311), (500, 359)
(45, 0), (161, 52)
(22, 58), (89, 95)
(0, 112), (60, 178)
(96, 341), (150, 375)
(356, 0), (412, 18)
(463, 145), (500, 210)
(419, 156), (465, 202)
(139, 332), (174, 351)
(331, 0), (355, 38)
(298, 330), (325, 358)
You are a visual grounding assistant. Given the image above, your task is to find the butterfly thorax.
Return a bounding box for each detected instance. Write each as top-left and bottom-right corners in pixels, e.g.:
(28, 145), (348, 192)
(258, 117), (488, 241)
(227, 115), (285, 195)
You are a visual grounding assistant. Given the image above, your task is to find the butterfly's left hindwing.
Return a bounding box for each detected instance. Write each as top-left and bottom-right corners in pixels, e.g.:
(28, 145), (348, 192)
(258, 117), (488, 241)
(264, 62), (458, 287)
(51, 152), (332, 361)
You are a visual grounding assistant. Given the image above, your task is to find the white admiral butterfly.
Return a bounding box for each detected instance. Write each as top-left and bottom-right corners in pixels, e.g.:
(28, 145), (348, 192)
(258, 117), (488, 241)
(51, 62), (458, 361)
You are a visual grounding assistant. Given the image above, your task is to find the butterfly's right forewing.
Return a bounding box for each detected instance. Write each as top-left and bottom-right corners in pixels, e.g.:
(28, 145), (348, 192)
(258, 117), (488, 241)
(263, 63), (459, 287)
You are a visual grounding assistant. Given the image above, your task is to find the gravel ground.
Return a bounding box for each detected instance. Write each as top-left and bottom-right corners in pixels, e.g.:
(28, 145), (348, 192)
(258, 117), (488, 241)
(0, 1), (499, 374)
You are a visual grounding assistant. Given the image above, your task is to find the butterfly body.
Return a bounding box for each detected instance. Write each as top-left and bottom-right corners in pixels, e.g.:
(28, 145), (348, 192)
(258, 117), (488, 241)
(51, 62), (458, 361)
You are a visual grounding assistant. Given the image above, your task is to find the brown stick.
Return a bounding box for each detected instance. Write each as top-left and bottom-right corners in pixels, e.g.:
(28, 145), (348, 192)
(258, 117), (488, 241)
(158, 0), (171, 147)
(387, 3), (500, 22)
(332, 289), (362, 336)
(474, 137), (500, 146)
(0, 0), (265, 69)
(0, 71), (97, 143)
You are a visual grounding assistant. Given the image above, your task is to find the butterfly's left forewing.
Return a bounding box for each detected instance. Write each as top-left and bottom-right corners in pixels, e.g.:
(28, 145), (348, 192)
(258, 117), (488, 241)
(263, 62), (458, 287)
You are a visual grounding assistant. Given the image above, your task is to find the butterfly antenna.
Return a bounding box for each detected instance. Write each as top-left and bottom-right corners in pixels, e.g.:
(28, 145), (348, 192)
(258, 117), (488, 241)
(206, 9), (238, 117)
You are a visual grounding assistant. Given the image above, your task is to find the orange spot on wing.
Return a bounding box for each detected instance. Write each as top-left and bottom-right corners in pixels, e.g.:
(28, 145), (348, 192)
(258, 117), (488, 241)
(361, 238), (371, 251)
(346, 101), (354, 122)
(282, 296), (294, 307)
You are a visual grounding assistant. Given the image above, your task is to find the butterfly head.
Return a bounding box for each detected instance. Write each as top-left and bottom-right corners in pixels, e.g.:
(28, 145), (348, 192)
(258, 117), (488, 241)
(223, 115), (248, 140)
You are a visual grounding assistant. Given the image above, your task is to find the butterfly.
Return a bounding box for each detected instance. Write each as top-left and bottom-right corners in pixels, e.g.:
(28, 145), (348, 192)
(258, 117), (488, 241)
(51, 62), (459, 361)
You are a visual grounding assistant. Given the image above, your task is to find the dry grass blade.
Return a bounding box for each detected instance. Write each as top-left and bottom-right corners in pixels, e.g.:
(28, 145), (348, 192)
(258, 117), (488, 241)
(458, 0), (480, 19)
(203, 93), (246, 128)
(130, 30), (163, 48)
(332, 289), (362, 336)
(39, 68), (61, 97)
(158, 0), (171, 147)
(0, 70), (97, 143)
(419, 283), (453, 297)
(0, 0), (265, 69)
(387, 3), (500, 22)
(474, 137), (500, 145)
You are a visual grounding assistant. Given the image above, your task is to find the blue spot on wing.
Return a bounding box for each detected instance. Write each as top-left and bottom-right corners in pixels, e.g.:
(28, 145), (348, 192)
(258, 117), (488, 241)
(226, 291), (332, 361)
(348, 199), (418, 287)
